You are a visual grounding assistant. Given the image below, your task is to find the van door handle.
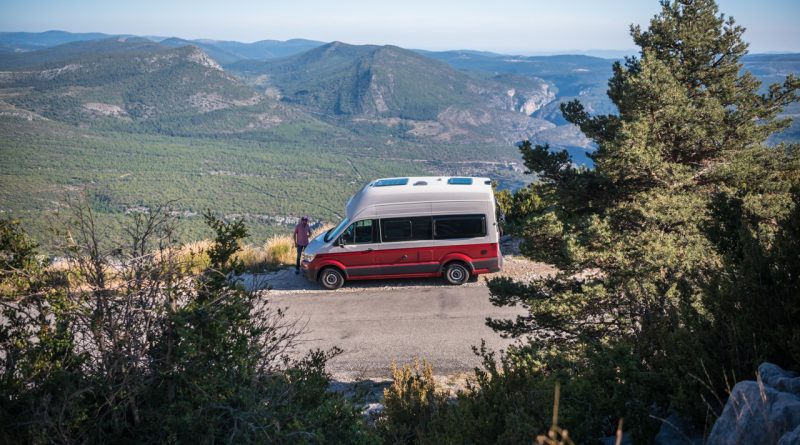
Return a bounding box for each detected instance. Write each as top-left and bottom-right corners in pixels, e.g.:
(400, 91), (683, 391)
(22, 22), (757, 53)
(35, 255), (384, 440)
(401, 254), (407, 260)
(366, 248), (374, 252)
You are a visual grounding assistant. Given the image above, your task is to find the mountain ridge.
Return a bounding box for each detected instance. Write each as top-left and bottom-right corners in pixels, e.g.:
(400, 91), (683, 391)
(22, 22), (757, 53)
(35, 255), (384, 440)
(228, 41), (562, 144)
(1, 32), (796, 147)
(0, 39), (266, 126)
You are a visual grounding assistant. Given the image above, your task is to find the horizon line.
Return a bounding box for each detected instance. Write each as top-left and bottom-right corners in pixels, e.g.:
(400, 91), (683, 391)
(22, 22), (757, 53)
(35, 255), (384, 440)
(2, 29), (799, 56)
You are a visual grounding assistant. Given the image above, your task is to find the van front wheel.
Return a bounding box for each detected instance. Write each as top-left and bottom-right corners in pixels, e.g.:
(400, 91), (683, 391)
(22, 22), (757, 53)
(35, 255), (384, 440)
(443, 262), (469, 285)
(319, 267), (344, 290)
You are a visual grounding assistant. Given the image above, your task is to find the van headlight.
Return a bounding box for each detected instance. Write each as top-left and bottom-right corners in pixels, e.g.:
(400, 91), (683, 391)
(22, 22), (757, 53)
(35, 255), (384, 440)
(302, 253), (315, 262)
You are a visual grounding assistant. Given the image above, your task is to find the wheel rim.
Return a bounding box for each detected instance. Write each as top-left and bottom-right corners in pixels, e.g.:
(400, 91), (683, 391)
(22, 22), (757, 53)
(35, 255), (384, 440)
(323, 271), (340, 287)
(448, 266), (465, 283)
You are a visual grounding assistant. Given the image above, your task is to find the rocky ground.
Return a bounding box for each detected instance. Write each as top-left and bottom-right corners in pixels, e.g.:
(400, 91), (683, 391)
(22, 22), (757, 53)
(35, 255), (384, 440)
(488, 235), (558, 282)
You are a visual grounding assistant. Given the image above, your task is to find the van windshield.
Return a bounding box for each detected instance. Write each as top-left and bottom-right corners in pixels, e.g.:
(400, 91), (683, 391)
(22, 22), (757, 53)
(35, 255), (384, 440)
(324, 217), (350, 243)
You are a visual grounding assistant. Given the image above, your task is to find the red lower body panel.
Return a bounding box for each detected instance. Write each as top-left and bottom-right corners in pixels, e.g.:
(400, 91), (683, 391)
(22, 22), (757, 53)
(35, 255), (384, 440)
(302, 243), (501, 282)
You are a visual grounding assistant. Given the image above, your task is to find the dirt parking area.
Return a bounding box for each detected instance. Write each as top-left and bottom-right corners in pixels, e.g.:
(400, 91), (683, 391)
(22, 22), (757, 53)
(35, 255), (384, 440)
(233, 237), (555, 401)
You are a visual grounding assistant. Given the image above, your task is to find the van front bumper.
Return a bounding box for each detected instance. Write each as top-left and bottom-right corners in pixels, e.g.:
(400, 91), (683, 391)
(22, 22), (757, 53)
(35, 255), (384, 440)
(300, 260), (316, 282)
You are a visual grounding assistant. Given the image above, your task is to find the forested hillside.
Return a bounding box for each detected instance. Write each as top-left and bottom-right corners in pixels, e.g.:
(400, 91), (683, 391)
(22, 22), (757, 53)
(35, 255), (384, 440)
(0, 31), (797, 250)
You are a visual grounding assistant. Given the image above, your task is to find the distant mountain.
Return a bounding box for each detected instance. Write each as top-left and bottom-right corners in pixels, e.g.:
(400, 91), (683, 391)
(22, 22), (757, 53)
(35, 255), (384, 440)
(229, 41), (569, 145)
(416, 51), (613, 93)
(232, 42), (479, 119)
(742, 53), (800, 92)
(158, 37), (325, 64)
(0, 37), (163, 69)
(210, 39), (325, 61)
(511, 49), (636, 59)
(0, 38), (302, 133)
(0, 37), (566, 145)
(420, 50), (800, 128)
(0, 31), (324, 64)
(159, 37), (245, 65)
(1, 31), (795, 151)
(0, 30), (113, 52)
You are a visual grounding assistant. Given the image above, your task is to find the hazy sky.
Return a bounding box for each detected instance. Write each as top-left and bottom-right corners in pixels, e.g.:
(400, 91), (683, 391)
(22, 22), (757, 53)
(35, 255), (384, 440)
(2, 0), (798, 53)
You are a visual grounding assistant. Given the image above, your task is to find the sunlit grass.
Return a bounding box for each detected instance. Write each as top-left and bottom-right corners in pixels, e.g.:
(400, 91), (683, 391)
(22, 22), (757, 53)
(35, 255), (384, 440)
(263, 235), (295, 266)
(46, 224), (337, 279)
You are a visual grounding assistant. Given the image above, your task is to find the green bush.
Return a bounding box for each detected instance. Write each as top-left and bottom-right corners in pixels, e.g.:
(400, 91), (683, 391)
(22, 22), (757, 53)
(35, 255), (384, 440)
(375, 349), (555, 445)
(495, 183), (552, 238)
(422, 344), (552, 445)
(0, 208), (376, 444)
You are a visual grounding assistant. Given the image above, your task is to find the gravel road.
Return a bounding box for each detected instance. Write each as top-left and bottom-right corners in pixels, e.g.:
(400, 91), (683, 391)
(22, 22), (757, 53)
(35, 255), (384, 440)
(243, 250), (556, 381)
(268, 282), (526, 380)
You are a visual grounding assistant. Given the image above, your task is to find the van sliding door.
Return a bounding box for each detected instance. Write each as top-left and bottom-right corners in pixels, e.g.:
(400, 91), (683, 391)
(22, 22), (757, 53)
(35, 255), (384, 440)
(377, 217), (436, 276)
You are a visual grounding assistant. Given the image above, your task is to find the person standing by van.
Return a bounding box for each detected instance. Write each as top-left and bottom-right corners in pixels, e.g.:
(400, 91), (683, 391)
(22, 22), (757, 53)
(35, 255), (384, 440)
(294, 216), (312, 274)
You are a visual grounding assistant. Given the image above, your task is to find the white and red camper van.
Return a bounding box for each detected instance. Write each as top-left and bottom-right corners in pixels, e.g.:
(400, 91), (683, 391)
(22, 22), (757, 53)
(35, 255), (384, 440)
(300, 176), (502, 289)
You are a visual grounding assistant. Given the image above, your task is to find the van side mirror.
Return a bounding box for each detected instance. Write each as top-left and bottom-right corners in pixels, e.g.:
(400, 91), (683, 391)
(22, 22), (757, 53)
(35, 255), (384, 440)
(337, 237), (345, 247)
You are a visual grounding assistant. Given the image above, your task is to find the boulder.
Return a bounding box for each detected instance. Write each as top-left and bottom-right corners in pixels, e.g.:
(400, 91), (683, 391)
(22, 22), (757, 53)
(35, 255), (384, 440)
(707, 363), (800, 445)
(761, 363), (800, 395)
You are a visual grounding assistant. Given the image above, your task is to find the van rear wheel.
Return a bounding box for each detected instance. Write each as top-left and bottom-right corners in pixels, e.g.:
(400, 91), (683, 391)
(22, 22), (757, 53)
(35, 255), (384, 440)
(443, 262), (469, 285)
(319, 267), (344, 290)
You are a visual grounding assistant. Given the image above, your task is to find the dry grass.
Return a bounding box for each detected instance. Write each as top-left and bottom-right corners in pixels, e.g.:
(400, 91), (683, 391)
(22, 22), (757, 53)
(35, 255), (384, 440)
(173, 240), (212, 274)
(174, 238), (290, 272)
(235, 244), (274, 272)
(48, 241), (214, 289)
(161, 237), (282, 272)
(259, 224), (333, 268)
(262, 235), (294, 266)
(48, 229), (326, 279)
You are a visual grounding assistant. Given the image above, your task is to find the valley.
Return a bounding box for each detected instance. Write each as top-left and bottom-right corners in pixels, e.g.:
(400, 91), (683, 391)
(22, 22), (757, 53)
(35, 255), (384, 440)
(1, 31), (797, 250)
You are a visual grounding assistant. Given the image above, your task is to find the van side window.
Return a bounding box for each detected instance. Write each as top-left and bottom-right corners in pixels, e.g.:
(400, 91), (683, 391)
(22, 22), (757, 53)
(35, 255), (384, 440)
(433, 215), (486, 239)
(381, 217), (432, 242)
(339, 219), (378, 245)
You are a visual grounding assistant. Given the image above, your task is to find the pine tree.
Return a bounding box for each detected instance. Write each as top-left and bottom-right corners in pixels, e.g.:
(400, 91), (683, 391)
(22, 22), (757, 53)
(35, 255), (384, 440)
(487, 0), (799, 439)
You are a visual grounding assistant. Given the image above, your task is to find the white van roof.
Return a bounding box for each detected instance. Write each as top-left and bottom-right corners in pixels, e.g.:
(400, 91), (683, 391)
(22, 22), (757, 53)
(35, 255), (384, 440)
(346, 176), (494, 219)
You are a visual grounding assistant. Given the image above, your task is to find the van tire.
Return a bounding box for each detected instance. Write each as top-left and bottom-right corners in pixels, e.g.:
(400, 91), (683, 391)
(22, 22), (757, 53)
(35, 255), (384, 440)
(319, 267), (345, 290)
(443, 262), (470, 285)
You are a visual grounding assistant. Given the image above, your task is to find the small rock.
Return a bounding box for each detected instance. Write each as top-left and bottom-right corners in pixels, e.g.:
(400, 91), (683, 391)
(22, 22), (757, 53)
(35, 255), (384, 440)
(362, 403), (384, 418)
(707, 363), (800, 445)
(760, 363), (800, 395)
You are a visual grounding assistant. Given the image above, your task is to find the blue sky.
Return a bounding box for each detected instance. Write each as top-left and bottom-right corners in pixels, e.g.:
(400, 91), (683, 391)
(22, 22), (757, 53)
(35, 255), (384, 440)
(1, 0), (798, 53)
